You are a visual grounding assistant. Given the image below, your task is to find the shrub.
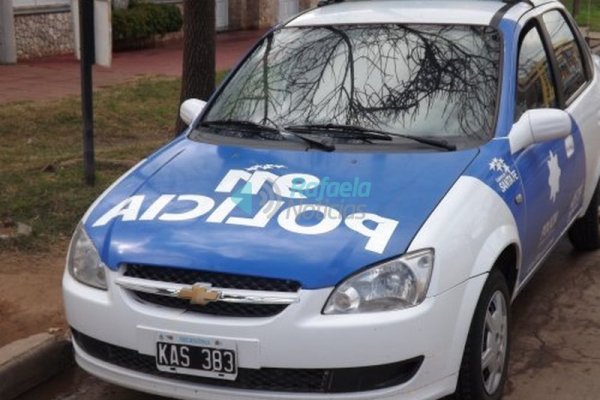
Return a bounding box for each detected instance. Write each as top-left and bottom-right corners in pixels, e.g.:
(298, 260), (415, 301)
(112, 1), (183, 42)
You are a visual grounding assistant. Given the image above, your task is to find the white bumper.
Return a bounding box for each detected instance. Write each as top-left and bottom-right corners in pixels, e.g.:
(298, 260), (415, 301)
(63, 269), (488, 400)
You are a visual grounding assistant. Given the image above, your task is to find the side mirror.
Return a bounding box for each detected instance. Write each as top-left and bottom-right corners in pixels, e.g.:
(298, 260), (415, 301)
(180, 98), (207, 126)
(509, 109), (572, 154)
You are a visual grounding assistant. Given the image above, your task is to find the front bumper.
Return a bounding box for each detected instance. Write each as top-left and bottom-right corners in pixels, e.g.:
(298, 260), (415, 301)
(63, 268), (487, 400)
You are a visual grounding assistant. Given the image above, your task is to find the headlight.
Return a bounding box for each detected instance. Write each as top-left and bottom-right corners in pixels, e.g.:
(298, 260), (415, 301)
(67, 223), (107, 290)
(323, 249), (434, 314)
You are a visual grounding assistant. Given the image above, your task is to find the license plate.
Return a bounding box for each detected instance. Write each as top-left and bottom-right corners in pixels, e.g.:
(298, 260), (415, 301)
(156, 341), (237, 380)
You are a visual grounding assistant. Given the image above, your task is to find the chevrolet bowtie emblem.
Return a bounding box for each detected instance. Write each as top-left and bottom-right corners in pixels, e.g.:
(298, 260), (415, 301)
(178, 284), (221, 305)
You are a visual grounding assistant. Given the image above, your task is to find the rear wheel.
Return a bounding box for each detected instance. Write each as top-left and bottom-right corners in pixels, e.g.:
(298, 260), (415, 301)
(568, 183), (600, 251)
(455, 270), (510, 400)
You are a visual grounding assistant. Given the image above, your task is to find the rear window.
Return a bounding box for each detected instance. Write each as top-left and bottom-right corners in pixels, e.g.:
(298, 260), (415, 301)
(542, 10), (587, 100)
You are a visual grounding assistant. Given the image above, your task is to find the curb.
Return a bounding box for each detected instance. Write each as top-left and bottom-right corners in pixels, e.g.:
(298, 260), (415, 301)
(0, 332), (73, 400)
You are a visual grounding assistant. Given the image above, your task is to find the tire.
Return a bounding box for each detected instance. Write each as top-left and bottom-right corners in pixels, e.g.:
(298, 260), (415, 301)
(455, 270), (511, 400)
(568, 182), (600, 251)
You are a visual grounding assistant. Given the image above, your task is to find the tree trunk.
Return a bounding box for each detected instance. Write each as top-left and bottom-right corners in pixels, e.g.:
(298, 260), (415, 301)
(573, 0), (581, 18)
(176, 0), (216, 134)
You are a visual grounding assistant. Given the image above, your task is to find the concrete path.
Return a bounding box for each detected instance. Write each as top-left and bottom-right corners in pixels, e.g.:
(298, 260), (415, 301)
(0, 29), (267, 104)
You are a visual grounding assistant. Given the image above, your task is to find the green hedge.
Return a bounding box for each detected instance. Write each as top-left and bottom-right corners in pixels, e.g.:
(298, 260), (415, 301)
(112, 1), (183, 42)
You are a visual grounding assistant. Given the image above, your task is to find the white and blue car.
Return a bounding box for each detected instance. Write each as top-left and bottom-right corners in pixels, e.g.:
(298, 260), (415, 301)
(63, 1), (600, 399)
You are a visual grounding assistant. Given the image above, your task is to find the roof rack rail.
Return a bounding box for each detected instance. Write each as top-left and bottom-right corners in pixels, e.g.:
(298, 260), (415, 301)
(316, 0), (539, 8)
(503, 0), (534, 5)
(318, 0), (345, 6)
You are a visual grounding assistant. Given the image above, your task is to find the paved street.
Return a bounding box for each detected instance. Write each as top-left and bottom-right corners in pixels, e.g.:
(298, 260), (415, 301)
(14, 239), (600, 400)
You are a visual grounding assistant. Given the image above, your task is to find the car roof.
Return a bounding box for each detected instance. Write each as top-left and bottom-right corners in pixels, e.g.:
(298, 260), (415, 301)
(286, 0), (560, 27)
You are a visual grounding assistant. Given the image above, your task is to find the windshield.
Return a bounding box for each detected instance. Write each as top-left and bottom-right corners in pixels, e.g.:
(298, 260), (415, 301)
(203, 24), (501, 144)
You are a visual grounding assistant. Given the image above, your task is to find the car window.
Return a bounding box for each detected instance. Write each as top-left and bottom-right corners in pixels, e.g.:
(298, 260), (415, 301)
(542, 10), (587, 101)
(516, 25), (557, 121)
(204, 25), (501, 143)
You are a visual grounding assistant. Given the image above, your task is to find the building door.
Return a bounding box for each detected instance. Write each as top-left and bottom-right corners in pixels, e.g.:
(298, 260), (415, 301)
(216, 0), (229, 31)
(278, 0), (299, 22)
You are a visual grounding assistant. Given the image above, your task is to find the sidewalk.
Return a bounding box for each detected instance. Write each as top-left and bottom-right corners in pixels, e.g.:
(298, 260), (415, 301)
(0, 29), (267, 105)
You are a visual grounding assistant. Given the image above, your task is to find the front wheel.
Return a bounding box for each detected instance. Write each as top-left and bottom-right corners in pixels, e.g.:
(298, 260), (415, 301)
(455, 270), (510, 400)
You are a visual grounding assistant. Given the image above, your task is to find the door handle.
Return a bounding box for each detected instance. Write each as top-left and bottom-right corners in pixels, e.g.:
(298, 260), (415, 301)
(565, 135), (575, 158)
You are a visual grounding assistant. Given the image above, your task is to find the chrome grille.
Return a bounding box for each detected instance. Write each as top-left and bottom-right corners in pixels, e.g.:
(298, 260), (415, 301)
(121, 264), (301, 318)
(134, 291), (289, 317)
(124, 264), (300, 292)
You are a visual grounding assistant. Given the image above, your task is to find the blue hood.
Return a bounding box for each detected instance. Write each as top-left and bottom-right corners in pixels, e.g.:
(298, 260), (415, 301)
(84, 138), (478, 289)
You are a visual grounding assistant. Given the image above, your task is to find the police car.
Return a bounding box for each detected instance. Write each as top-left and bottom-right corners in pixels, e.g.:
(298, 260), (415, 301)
(63, 0), (600, 399)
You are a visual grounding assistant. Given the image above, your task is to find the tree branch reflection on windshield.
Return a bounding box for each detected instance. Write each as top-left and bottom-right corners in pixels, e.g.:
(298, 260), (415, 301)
(206, 24), (501, 143)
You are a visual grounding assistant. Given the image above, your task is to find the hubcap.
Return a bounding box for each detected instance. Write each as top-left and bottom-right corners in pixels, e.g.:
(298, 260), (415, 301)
(481, 290), (508, 395)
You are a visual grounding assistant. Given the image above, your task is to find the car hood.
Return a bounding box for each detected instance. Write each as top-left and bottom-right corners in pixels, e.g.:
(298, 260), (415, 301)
(84, 137), (478, 289)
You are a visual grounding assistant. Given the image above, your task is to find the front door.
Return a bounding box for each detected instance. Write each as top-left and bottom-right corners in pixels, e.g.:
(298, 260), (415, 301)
(513, 21), (585, 280)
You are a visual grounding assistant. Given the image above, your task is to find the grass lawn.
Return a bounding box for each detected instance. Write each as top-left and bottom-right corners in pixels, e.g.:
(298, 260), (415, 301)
(562, 0), (600, 31)
(0, 73), (227, 251)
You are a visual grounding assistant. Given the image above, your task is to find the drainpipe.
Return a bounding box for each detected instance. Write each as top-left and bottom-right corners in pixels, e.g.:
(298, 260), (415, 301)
(0, 0), (17, 64)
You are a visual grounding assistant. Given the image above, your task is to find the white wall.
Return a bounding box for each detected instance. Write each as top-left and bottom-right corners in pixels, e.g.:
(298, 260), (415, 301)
(216, 0), (229, 30)
(278, 0), (298, 22)
(13, 0), (70, 8)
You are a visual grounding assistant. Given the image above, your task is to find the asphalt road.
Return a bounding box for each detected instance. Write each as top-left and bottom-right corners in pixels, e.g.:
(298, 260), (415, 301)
(16, 239), (600, 400)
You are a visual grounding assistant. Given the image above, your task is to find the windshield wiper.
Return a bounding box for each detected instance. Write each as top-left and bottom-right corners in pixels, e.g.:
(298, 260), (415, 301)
(285, 123), (457, 151)
(201, 119), (280, 133)
(201, 119), (335, 152)
(279, 130), (335, 152)
(286, 124), (392, 142)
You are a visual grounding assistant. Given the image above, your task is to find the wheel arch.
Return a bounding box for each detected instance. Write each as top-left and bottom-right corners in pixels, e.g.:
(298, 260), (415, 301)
(492, 243), (520, 297)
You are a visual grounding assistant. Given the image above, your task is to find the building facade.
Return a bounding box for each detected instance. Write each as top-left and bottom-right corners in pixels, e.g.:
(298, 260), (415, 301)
(4, 0), (320, 62)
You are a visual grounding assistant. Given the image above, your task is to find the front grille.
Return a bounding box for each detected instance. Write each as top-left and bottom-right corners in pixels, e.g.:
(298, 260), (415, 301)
(134, 291), (288, 317)
(72, 329), (423, 393)
(123, 264), (301, 318)
(124, 264), (301, 292)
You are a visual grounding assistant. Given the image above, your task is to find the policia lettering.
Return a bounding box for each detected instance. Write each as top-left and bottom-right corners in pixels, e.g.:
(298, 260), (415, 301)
(92, 169), (399, 254)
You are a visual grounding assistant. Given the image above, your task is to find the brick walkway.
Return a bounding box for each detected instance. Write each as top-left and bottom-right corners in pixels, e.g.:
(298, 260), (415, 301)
(0, 29), (267, 104)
